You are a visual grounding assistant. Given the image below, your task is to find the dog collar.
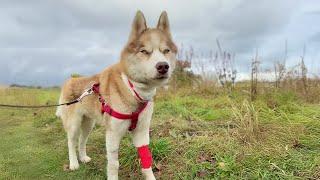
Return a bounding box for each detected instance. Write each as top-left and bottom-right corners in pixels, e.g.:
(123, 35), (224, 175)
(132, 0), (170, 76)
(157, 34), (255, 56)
(91, 81), (148, 131)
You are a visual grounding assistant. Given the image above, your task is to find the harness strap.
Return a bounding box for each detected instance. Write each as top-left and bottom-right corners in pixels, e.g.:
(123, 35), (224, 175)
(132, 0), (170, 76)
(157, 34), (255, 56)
(128, 80), (145, 102)
(92, 83), (148, 131)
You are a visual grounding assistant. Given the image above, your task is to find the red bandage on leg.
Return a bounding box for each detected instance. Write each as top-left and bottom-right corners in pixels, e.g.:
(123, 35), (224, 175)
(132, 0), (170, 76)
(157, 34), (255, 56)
(137, 145), (152, 169)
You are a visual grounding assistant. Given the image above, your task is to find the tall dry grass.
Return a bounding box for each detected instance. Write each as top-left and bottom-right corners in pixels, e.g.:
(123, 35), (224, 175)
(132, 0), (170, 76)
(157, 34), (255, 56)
(230, 100), (261, 144)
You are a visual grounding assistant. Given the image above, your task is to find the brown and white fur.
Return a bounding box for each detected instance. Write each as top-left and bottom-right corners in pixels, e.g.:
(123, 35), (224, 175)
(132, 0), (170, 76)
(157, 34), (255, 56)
(56, 11), (177, 180)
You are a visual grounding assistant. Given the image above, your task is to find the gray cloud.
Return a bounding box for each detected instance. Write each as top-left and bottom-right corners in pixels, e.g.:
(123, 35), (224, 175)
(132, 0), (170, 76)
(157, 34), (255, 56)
(0, 0), (319, 86)
(310, 33), (320, 43)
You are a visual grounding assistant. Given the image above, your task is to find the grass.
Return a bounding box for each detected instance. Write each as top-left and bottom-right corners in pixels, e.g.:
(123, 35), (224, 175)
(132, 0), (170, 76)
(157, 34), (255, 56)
(0, 86), (320, 179)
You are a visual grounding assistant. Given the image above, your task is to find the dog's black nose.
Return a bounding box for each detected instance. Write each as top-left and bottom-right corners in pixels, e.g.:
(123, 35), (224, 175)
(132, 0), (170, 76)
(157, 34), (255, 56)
(156, 62), (169, 74)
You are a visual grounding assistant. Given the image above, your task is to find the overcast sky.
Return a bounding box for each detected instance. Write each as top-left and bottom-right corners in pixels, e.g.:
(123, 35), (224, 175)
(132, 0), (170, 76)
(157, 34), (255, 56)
(0, 0), (319, 86)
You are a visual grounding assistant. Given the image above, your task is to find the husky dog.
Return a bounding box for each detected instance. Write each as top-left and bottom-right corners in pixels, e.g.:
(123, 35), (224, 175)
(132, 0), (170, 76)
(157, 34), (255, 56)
(56, 11), (177, 179)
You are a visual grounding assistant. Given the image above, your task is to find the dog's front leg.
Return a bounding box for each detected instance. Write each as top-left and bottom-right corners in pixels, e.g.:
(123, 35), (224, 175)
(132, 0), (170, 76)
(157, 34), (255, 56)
(132, 103), (156, 180)
(106, 119), (128, 180)
(133, 129), (155, 180)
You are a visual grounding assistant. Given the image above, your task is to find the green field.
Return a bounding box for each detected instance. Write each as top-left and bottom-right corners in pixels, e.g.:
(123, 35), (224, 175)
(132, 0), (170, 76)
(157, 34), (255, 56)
(0, 86), (320, 179)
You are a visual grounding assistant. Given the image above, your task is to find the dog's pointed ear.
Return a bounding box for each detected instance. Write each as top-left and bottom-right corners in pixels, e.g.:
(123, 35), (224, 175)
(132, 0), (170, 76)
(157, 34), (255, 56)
(157, 11), (171, 37)
(128, 10), (147, 42)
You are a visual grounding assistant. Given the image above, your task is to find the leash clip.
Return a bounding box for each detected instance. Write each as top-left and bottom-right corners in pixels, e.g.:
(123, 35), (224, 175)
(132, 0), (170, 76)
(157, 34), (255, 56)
(77, 86), (94, 102)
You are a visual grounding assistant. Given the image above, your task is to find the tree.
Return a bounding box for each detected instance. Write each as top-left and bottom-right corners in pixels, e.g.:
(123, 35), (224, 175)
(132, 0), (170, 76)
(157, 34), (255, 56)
(274, 40), (287, 88)
(300, 45), (308, 94)
(251, 49), (260, 101)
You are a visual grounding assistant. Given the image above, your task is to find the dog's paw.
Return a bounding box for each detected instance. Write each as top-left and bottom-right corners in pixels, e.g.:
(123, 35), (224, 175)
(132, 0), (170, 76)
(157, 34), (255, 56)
(79, 156), (92, 163)
(107, 175), (119, 180)
(146, 175), (156, 180)
(142, 168), (156, 180)
(79, 155), (91, 163)
(69, 162), (80, 170)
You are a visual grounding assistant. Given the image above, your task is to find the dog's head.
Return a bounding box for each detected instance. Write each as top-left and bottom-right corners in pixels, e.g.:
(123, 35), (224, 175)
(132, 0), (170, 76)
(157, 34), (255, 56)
(121, 11), (177, 87)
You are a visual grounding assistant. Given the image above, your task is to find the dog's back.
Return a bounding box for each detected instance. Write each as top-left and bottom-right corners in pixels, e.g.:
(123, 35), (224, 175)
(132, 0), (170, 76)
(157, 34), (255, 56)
(55, 75), (99, 118)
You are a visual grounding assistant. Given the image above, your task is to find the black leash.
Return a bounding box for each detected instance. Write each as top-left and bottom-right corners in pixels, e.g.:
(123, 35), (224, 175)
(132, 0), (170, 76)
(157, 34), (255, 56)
(0, 85), (95, 109)
(0, 100), (79, 108)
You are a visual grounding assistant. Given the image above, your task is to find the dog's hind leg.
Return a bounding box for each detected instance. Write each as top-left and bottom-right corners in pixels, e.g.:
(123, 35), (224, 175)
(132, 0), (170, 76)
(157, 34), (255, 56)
(78, 117), (95, 163)
(66, 114), (82, 170)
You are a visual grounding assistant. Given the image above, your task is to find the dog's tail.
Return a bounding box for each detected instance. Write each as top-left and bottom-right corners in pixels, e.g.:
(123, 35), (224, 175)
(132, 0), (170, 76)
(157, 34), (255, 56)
(55, 92), (64, 118)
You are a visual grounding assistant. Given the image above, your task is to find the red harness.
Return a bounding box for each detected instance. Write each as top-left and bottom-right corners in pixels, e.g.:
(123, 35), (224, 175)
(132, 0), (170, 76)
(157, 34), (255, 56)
(92, 81), (148, 131)
(92, 81), (152, 169)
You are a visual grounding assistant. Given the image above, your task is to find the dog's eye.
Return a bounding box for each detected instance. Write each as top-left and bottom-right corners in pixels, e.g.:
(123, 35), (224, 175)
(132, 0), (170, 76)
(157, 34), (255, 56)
(140, 49), (150, 55)
(163, 49), (170, 54)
